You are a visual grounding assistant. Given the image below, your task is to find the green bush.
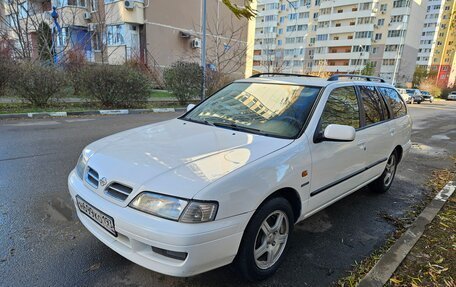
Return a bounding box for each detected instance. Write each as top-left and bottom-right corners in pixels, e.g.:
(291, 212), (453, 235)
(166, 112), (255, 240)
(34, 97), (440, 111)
(164, 61), (202, 104)
(0, 56), (14, 97)
(79, 65), (152, 108)
(8, 62), (66, 106)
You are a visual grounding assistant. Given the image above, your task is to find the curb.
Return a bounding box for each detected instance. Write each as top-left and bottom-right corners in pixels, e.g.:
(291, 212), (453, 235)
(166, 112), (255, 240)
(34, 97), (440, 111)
(0, 108), (186, 120)
(358, 181), (456, 287)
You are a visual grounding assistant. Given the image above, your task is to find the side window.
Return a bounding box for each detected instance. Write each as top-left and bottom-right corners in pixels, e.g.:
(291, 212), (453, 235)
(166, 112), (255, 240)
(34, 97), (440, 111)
(359, 86), (387, 125)
(320, 86), (360, 131)
(378, 87), (407, 118)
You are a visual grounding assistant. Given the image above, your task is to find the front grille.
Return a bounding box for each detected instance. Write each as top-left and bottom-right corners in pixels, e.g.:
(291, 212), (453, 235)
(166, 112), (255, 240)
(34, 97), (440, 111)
(86, 167), (99, 188)
(105, 182), (133, 201)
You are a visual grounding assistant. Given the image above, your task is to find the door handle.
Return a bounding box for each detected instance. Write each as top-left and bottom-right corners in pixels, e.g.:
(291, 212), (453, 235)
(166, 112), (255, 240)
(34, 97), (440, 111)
(357, 142), (367, 151)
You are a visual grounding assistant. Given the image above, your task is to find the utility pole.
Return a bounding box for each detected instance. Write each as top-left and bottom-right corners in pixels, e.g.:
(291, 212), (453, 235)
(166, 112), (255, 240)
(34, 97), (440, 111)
(200, 0), (207, 100)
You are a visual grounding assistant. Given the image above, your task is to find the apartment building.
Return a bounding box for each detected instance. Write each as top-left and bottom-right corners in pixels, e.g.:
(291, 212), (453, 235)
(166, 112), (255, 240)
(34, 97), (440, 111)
(253, 0), (426, 85)
(417, 0), (455, 87)
(0, 0), (254, 77)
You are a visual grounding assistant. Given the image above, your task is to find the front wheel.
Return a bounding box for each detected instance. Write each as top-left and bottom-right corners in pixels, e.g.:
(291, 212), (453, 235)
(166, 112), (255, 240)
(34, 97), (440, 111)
(369, 152), (398, 193)
(235, 197), (294, 281)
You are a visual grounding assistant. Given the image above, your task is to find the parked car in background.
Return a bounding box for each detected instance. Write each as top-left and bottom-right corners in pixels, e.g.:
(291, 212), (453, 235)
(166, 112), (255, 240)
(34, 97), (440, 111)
(420, 91), (434, 103)
(68, 74), (412, 281)
(406, 89), (423, 104)
(397, 88), (412, 104)
(448, 91), (456, 100)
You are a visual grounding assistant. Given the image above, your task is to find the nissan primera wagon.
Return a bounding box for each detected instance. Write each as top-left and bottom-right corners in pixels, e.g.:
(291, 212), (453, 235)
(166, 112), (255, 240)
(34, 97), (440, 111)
(68, 74), (412, 281)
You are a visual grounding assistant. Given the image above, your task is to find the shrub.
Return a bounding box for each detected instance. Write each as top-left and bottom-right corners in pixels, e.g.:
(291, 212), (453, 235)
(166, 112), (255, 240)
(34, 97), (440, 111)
(419, 80), (442, 98)
(206, 70), (234, 96)
(79, 64), (152, 108)
(164, 61), (202, 104)
(63, 48), (88, 97)
(8, 62), (66, 106)
(0, 56), (14, 97)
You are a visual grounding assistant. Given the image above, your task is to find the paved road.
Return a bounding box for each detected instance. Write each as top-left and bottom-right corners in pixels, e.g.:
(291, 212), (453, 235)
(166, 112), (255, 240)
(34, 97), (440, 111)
(1, 101), (455, 287)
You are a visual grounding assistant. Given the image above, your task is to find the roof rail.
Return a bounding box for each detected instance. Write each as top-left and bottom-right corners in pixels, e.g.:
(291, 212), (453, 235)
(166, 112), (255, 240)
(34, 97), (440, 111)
(250, 73), (320, 78)
(327, 74), (386, 83)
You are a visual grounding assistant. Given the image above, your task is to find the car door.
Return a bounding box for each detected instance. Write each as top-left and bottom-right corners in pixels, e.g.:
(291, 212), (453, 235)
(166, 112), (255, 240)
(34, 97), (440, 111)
(356, 85), (394, 181)
(307, 85), (366, 213)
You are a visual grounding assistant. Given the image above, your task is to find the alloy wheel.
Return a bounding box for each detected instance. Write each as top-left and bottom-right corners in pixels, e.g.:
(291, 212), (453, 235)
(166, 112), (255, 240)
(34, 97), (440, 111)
(253, 210), (289, 270)
(384, 155), (396, 187)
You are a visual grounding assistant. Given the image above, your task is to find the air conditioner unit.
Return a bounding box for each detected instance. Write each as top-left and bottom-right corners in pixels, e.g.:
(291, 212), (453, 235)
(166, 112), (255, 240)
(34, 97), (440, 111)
(191, 38), (201, 49)
(381, 11), (385, 14)
(374, 24), (378, 28)
(83, 12), (91, 20)
(124, 0), (134, 9)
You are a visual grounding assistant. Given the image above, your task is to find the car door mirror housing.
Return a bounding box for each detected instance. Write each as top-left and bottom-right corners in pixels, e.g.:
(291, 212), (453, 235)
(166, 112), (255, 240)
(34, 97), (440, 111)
(322, 124), (356, 142)
(186, 104), (196, 112)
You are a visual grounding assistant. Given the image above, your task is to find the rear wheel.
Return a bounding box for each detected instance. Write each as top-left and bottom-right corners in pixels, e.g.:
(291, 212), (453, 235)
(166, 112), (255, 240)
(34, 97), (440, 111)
(235, 197), (294, 281)
(369, 151), (398, 193)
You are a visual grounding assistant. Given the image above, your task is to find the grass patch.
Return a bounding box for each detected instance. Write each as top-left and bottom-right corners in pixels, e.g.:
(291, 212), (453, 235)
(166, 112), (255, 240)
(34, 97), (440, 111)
(150, 90), (174, 99)
(387, 193), (455, 287)
(336, 157), (456, 287)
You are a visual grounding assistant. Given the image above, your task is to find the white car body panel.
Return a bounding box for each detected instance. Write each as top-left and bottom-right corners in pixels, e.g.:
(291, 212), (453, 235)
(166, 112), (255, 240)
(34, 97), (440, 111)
(68, 77), (412, 277)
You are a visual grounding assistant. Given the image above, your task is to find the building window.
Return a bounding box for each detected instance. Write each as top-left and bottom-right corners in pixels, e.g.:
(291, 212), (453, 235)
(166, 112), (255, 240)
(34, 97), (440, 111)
(107, 24), (125, 46)
(360, 2), (372, 10)
(375, 33), (382, 40)
(317, 34), (328, 41)
(355, 31), (373, 38)
(289, 13), (298, 20)
(393, 0), (410, 8)
(380, 4), (387, 11)
(387, 30), (405, 37)
(277, 39), (283, 46)
(377, 19), (384, 26)
(90, 0), (98, 11)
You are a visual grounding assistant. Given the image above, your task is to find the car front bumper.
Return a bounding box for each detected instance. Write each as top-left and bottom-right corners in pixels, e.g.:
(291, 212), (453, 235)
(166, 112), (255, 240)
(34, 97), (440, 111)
(68, 170), (253, 277)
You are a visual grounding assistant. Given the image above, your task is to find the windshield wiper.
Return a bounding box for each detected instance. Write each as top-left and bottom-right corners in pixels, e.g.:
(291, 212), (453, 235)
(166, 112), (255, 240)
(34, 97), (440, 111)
(181, 117), (214, 126)
(212, 122), (267, 134)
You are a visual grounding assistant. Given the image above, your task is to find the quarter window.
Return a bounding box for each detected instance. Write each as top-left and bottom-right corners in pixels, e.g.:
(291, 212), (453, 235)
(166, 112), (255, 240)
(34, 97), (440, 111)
(378, 88), (407, 118)
(320, 86), (360, 131)
(359, 86), (387, 125)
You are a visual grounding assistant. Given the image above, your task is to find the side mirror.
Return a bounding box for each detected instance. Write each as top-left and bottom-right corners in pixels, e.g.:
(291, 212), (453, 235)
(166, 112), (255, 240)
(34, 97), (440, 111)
(186, 104), (196, 112)
(322, 124), (356, 142)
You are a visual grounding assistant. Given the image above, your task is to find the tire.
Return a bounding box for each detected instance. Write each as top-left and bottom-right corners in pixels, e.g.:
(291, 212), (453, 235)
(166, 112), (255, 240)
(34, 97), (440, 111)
(235, 197), (294, 281)
(369, 151), (398, 193)
(417, 101), (421, 104)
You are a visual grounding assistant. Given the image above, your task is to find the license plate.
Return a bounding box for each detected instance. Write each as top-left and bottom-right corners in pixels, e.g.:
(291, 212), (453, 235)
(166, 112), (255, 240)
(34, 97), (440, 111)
(76, 196), (117, 237)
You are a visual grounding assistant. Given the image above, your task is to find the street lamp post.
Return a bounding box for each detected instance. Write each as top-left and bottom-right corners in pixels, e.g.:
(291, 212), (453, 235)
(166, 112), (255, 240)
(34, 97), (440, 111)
(200, 0), (207, 100)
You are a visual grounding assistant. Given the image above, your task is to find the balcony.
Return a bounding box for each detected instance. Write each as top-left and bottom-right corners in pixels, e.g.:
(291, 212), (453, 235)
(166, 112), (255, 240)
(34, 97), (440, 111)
(315, 38), (371, 47)
(317, 10), (375, 21)
(319, 0), (361, 8)
(317, 24), (374, 35)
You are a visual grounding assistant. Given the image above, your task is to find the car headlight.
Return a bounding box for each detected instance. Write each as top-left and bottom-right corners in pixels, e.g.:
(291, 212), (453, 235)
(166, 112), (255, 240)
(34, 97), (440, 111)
(76, 153), (87, 180)
(129, 192), (218, 223)
(75, 148), (93, 180)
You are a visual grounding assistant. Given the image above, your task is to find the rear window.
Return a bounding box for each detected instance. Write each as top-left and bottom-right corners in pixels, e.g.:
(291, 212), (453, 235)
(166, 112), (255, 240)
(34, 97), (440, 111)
(359, 86), (388, 125)
(378, 87), (407, 118)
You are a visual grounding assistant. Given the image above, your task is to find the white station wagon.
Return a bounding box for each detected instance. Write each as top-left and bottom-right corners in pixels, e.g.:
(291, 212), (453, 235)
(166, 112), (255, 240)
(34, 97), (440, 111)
(68, 73), (412, 281)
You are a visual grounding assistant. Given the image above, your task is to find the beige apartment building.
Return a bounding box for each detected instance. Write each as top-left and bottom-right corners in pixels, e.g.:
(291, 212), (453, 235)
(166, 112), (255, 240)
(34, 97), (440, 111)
(0, 0), (254, 77)
(253, 0), (427, 85)
(417, 0), (455, 87)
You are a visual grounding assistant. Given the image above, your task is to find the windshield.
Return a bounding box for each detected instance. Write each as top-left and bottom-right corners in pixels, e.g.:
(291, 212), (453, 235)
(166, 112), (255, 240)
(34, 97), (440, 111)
(406, 89), (415, 95)
(181, 82), (322, 138)
(421, 91), (429, 95)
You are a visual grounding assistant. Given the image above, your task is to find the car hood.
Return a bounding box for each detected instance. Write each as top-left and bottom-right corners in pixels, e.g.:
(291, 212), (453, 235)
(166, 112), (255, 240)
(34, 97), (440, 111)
(85, 119), (293, 200)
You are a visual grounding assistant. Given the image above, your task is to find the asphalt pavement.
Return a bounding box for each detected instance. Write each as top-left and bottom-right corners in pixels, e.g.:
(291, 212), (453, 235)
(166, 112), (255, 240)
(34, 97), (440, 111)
(1, 101), (455, 287)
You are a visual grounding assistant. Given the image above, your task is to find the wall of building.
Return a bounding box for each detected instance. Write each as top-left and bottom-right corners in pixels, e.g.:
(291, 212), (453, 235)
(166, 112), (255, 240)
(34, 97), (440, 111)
(143, 0), (252, 79)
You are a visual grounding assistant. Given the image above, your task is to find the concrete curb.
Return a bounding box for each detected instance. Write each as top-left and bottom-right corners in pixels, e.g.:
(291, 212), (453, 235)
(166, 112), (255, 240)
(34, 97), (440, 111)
(0, 108), (186, 120)
(358, 181), (456, 287)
